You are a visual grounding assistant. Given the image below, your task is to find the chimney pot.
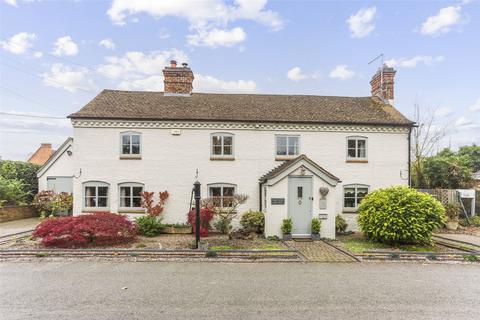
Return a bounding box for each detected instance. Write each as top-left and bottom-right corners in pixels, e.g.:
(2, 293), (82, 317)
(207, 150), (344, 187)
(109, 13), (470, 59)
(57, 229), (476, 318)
(170, 60), (177, 68)
(41, 143), (52, 148)
(182, 62), (188, 68)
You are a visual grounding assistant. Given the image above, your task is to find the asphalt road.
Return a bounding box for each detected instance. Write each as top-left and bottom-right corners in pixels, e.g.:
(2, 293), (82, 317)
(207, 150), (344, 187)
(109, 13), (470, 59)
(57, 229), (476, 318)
(1, 261), (479, 320)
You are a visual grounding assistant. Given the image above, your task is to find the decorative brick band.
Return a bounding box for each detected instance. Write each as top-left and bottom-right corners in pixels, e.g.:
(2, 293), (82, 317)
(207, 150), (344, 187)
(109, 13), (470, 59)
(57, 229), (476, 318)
(71, 119), (410, 134)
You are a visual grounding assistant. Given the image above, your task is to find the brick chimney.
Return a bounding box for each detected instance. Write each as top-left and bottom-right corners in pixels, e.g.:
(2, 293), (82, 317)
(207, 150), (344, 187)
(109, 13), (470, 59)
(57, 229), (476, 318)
(370, 64), (396, 105)
(162, 60), (194, 96)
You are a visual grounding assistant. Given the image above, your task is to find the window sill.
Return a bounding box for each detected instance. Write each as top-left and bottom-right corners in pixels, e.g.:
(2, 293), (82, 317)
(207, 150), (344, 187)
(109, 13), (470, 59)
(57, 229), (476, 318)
(82, 208), (110, 213)
(346, 159), (368, 163)
(118, 209), (145, 214)
(342, 209), (358, 214)
(119, 155), (142, 160)
(275, 156), (297, 161)
(210, 156), (235, 161)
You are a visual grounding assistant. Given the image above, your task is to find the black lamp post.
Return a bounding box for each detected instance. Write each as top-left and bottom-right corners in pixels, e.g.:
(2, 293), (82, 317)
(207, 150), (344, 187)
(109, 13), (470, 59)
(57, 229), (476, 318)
(193, 180), (201, 249)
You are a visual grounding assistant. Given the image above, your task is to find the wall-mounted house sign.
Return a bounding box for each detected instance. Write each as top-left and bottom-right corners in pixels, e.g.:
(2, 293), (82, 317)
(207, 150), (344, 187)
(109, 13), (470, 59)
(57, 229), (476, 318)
(271, 198), (285, 205)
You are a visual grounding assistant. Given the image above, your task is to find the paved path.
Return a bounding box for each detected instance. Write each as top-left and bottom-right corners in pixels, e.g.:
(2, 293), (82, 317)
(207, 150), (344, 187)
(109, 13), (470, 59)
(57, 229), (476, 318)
(434, 233), (480, 247)
(0, 218), (40, 237)
(286, 240), (357, 262)
(1, 262), (479, 320)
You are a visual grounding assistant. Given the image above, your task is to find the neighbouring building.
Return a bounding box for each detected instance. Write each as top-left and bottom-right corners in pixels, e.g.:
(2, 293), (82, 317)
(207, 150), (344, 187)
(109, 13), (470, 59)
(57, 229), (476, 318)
(27, 143), (55, 165)
(38, 61), (414, 239)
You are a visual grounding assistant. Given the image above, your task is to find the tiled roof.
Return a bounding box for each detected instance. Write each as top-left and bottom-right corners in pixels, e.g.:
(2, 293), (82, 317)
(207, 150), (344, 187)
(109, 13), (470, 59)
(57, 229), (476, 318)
(69, 90), (414, 126)
(259, 154), (340, 182)
(27, 144), (55, 165)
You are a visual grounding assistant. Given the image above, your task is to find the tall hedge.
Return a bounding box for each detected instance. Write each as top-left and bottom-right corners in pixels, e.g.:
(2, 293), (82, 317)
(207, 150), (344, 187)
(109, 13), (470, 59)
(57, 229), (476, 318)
(0, 160), (40, 203)
(358, 186), (446, 244)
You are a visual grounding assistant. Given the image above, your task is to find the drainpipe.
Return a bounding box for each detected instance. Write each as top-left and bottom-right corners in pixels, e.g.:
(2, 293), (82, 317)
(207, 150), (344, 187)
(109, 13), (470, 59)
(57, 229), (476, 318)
(408, 126), (412, 187)
(259, 181), (263, 211)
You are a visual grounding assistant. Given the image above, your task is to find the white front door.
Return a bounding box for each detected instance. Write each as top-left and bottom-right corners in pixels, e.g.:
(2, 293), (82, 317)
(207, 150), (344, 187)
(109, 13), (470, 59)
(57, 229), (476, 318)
(288, 177), (312, 236)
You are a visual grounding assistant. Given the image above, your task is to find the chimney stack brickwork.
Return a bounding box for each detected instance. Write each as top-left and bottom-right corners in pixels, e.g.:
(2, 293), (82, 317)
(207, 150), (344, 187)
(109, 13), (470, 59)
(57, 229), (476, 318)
(163, 60), (194, 96)
(370, 65), (396, 104)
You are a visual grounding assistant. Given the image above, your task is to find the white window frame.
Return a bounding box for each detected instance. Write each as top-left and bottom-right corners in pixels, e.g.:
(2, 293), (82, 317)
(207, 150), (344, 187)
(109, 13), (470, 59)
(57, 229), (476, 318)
(118, 182), (144, 212)
(82, 181), (110, 211)
(120, 131), (142, 158)
(343, 184), (369, 212)
(207, 183), (237, 208)
(210, 132), (235, 158)
(346, 136), (368, 160)
(275, 135), (300, 158)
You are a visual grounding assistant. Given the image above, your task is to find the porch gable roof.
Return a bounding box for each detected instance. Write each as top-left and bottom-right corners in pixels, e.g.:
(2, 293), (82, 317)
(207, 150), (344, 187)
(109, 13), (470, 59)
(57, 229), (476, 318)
(259, 154), (341, 186)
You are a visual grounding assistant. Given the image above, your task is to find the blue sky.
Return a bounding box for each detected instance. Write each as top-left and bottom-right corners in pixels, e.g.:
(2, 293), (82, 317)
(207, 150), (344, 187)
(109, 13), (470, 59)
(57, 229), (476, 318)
(1, 0), (479, 160)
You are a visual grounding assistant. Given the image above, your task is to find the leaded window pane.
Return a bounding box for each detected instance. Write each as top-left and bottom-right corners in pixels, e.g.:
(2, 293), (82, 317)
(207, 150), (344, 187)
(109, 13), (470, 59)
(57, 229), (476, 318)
(223, 136), (233, 146)
(132, 187), (142, 196)
(98, 187), (108, 197)
(122, 135), (130, 145)
(131, 135), (140, 144)
(277, 145), (287, 155)
(213, 146), (222, 155)
(97, 197), (108, 207)
(344, 197), (355, 207)
(132, 197), (141, 207)
(85, 186), (96, 197)
(122, 144), (130, 154)
(223, 146), (232, 155)
(348, 148), (356, 158)
(131, 144), (140, 154)
(210, 187), (221, 197)
(348, 140), (356, 149)
(85, 197), (96, 207)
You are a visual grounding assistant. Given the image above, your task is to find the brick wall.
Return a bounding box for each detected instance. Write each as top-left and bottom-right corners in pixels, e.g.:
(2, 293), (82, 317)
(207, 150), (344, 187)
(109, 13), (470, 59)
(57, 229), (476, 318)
(0, 205), (38, 223)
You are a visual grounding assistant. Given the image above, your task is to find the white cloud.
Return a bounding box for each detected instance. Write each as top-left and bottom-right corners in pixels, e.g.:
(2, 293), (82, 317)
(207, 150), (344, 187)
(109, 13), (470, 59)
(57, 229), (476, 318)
(99, 38), (116, 50)
(421, 6), (463, 36)
(42, 63), (96, 93)
(469, 98), (480, 112)
(158, 28), (170, 39)
(118, 74), (256, 94)
(1, 32), (36, 54)
(434, 107), (453, 117)
(107, 0), (283, 47)
(347, 7), (376, 38)
(187, 27), (246, 47)
(97, 49), (188, 79)
(3, 0), (36, 6)
(454, 116), (479, 131)
(385, 55), (444, 68)
(52, 36), (78, 56)
(33, 51), (43, 58)
(194, 74), (256, 93)
(329, 65), (355, 80)
(287, 67), (307, 82)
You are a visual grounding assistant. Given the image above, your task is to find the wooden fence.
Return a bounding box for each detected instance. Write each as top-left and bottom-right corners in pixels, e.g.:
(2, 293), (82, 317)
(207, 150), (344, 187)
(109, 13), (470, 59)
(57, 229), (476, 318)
(417, 189), (459, 205)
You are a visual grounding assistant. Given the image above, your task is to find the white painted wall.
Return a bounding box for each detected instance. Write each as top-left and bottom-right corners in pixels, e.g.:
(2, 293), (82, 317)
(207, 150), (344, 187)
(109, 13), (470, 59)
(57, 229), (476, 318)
(38, 143), (74, 191)
(69, 122), (409, 235)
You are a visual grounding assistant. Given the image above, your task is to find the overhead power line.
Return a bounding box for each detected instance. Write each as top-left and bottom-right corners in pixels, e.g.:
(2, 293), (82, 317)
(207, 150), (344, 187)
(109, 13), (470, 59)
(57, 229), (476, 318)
(0, 111), (67, 120)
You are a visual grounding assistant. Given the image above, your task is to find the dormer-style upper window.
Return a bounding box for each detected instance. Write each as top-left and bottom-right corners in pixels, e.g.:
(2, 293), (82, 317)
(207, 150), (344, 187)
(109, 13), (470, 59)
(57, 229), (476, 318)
(346, 136), (367, 160)
(211, 133), (234, 159)
(120, 132), (141, 158)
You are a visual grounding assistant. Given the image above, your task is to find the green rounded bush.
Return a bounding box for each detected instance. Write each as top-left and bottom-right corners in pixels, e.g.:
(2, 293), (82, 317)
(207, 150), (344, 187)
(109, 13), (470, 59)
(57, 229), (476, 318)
(358, 186), (446, 244)
(135, 215), (162, 237)
(240, 210), (265, 234)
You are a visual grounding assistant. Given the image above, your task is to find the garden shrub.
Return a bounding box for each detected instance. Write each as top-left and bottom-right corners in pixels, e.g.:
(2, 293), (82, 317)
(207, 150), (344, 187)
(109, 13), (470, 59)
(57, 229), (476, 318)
(33, 212), (138, 248)
(0, 160), (40, 202)
(358, 186), (446, 245)
(187, 207), (214, 237)
(135, 215), (162, 237)
(335, 215), (348, 234)
(471, 216), (480, 227)
(0, 176), (29, 207)
(33, 190), (73, 217)
(444, 203), (460, 222)
(311, 218), (321, 234)
(281, 218), (292, 234)
(240, 210), (265, 234)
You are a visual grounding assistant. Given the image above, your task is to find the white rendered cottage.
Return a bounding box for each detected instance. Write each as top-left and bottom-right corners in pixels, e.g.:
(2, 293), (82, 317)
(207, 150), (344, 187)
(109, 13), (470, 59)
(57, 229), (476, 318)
(38, 61), (413, 239)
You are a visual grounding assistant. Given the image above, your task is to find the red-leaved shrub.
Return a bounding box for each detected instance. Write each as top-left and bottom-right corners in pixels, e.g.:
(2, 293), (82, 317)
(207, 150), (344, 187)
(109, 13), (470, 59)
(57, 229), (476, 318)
(187, 207), (214, 237)
(33, 212), (138, 248)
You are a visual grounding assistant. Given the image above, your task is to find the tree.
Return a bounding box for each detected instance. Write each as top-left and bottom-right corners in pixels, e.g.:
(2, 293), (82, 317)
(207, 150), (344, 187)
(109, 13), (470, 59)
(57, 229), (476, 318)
(411, 103), (448, 188)
(422, 148), (473, 189)
(0, 160), (40, 203)
(458, 145), (480, 173)
(203, 194), (249, 237)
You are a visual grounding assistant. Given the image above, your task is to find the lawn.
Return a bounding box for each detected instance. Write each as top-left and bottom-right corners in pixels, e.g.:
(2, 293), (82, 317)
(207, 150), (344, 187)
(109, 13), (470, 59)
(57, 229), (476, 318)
(335, 233), (452, 254)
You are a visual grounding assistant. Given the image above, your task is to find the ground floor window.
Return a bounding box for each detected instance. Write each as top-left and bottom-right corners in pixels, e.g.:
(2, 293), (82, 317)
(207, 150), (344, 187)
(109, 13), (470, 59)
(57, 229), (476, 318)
(119, 183), (144, 209)
(83, 181), (109, 210)
(343, 184), (369, 211)
(208, 183), (236, 207)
